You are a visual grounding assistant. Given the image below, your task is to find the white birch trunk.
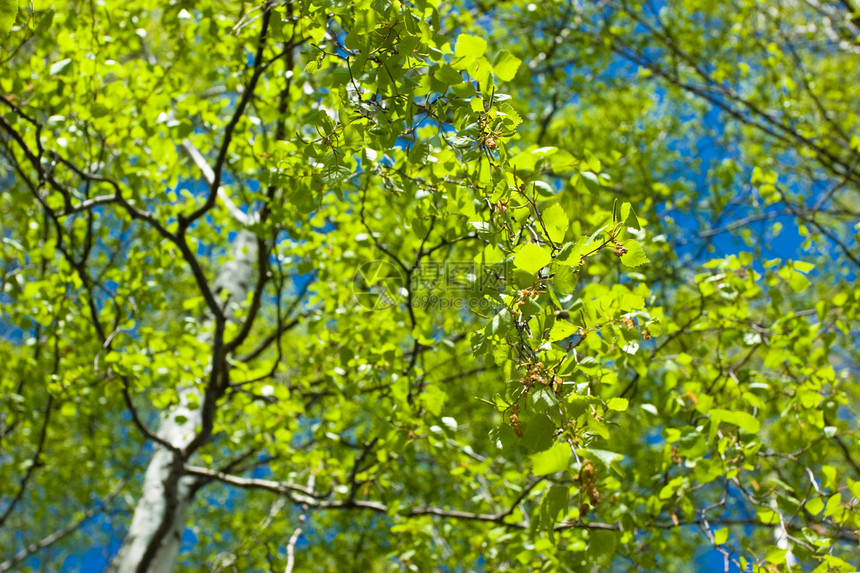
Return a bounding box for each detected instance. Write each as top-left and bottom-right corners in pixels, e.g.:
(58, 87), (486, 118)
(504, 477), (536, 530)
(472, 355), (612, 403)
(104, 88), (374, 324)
(107, 229), (257, 573)
(105, 393), (198, 573)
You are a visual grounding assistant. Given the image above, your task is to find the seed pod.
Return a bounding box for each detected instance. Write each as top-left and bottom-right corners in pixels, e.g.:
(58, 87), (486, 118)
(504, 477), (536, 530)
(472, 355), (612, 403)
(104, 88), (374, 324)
(581, 462), (597, 486)
(510, 417), (522, 437)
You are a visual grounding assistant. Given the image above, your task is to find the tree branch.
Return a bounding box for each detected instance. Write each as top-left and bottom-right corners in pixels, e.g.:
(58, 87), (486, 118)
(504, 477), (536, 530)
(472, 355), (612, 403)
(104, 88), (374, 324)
(180, 3), (274, 231)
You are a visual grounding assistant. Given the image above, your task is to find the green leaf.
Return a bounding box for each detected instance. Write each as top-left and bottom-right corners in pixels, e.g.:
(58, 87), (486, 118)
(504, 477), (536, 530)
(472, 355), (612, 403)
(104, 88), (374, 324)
(530, 442), (571, 476)
(606, 397), (628, 411)
(370, 0), (392, 12)
(455, 33), (487, 59)
(487, 309), (513, 336)
(49, 58), (73, 76)
(321, 163), (351, 186)
(848, 478), (860, 501)
(713, 528), (729, 545)
(567, 395), (602, 419)
(619, 240), (649, 267)
(765, 547), (787, 564)
(433, 64), (464, 86)
(514, 243), (552, 274)
(548, 319), (577, 342)
(304, 59), (320, 73)
(532, 180), (554, 197)
(545, 485), (569, 521)
(493, 50), (522, 81)
(587, 416), (610, 440)
(0, 0), (15, 35)
(587, 530), (618, 567)
(523, 414), (556, 453)
(710, 408), (760, 434)
(550, 263), (577, 294)
(619, 202), (641, 230)
(472, 56), (494, 93)
(821, 465), (837, 489)
(824, 493), (841, 517)
(578, 448), (624, 468)
(497, 101), (522, 129)
(541, 202), (568, 244)
(805, 497), (824, 515)
(555, 237), (586, 266)
(540, 484), (569, 541)
(407, 141), (431, 164)
(787, 268), (809, 292)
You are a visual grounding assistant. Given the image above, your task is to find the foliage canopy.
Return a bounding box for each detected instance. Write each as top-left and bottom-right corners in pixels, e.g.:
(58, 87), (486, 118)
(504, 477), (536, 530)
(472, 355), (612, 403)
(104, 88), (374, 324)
(1, 0), (859, 571)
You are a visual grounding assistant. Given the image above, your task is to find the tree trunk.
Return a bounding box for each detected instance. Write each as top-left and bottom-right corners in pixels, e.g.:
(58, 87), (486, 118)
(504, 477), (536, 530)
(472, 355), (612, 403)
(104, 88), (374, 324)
(107, 230), (257, 573)
(105, 395), (197, 573)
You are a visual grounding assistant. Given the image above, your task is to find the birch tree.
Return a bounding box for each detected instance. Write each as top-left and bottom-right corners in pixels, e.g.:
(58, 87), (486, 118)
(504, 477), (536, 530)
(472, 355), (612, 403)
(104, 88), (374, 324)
(1, 1), (859, 572)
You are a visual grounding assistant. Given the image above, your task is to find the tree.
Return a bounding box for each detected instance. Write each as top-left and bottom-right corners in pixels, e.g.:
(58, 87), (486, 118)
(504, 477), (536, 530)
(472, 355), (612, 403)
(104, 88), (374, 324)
(1, 0), (858, 571)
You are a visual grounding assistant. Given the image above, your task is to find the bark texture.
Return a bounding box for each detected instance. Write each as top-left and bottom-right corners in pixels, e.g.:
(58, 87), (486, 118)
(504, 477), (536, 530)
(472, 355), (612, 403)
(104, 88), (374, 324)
(107, 230), (257, 573)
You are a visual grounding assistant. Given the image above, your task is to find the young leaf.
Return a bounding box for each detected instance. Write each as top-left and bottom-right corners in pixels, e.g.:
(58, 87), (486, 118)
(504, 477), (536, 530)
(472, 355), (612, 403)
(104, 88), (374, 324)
(530, 442), (571, 476)
(455, 33), (487, 59)
(607, 397), (628, 411)
(555, 237), (587, 266)
(408, 141), (431, 164)
(0, 0), (16, 35)
(587, 530), (618, 567)
(514, 243), (552, 274)
(710, 408), (760, 434)
(619, 202), (641, 230)
(620, 240), (649, 267)
(550, 263), (577, 294)
(493, 50), (522, 81)
(541, 202), (569, 244)
(548, 319), (577, 342)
